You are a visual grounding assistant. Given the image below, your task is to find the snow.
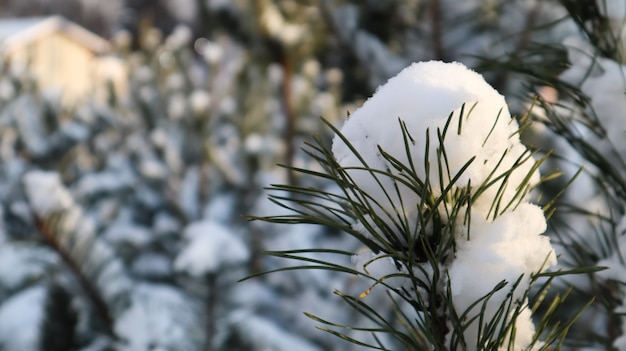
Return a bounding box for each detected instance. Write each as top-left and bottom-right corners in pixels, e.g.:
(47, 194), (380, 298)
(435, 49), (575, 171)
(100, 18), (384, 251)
(0, 285), (46, 351)
(189, 89), (211, 114)
(333, 61), (555, 350)
(22, 170), (74, 216)
(174, 220), (249, 277)
(203, 192), (236, 224)
(74, 171), (134, 199)
(0, 244), (56, 295)
(450, 204), (554, 298)
(195, 38), (223, 64)
(259, 2), (306, 46)
(114, 284), (201, 351)
(179, 166), (201, 220)
(130, 252), (173, 279)
(10, 96), (48, 156)
(167, 93), (187, 120)
(0, 78), (15, 100)
(139, 158), (168, 180)
(103, 223), (152, 248)
(226, 310), (322, 351)
(447, 203), (555, 349)
(165, 24), (193, 51)
(333, 61), (540, 231)
(152, 211), (182, 237)
(164, 0), (198, 24)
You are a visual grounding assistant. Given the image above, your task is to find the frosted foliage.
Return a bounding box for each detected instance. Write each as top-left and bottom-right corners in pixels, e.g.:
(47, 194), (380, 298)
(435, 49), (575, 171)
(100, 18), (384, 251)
(561, 51), (626, 156)
(260, 2), (305, 46)
(597, 216), (626, 283)
(165, 25), (193, 51)
(227, 310), (322, 351)
(22, 170), (73, 216)
(0, 286), (45, 351)
(11, 96), (47, 156)
(597, 217), (626, 349)
(163, 0), (198, 23)
(333, 61), (539, 224)
(0, 244), (56, 293)
(615, 304), (626, 351)
(115, 284), (201, 351)
(174, 220), (249, 277)
(189, 90), (211, 114)
(103, 223), (152, 248)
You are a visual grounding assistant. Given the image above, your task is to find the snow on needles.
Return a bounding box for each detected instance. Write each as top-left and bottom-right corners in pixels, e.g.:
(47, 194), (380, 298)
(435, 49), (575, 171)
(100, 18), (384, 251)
(333, 60), (539, 218)
(174, 220), (249, 277)
(335, 61), (556, 350)
(22, 171), (73, 216)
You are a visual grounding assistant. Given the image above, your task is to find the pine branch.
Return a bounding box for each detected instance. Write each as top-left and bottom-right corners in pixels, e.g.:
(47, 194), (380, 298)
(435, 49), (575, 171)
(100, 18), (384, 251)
(491, 0), (544, 91)
(22, 171), (132, 339)
(558, 0), (619, 60)
(249, 109), (575, 349)
(33, 214), (115, 336)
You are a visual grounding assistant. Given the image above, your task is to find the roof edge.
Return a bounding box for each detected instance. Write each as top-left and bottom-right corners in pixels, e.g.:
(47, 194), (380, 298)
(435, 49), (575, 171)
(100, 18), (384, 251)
(1, 15), (111, 54)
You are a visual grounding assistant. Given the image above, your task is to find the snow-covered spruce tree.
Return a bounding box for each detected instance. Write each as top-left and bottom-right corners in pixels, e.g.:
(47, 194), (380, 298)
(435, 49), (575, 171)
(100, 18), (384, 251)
(252, 60), (587, 350)
(0, 15), (350, 350)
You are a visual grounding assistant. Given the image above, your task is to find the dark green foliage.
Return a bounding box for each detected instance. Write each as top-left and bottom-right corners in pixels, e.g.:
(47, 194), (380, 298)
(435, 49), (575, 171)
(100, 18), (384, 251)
(559, 0), (621, 60)
(40, 283), (78, 351)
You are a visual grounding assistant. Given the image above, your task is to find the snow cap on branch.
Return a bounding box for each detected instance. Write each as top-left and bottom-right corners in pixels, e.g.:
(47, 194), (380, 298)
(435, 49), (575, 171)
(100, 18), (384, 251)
(334, 61), (555, 350)
(23, 171), (73, 216)
(332, 60), (540, 217)
(174, 220), (249, 277)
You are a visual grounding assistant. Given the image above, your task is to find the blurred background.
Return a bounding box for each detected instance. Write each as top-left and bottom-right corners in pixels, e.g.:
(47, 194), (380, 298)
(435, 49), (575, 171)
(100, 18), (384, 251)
(0, 0), (624, 350)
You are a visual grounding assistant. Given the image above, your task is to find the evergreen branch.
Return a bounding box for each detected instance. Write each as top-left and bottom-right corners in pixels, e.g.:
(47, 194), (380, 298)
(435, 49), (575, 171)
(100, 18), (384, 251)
(251, 105), (572, 349)
(312, 326), (391, 350)
(558, 0), (621, 60)
(32, 213), (116, 336)
(541, 166), (583, 220)
(22, 172), (132, 340)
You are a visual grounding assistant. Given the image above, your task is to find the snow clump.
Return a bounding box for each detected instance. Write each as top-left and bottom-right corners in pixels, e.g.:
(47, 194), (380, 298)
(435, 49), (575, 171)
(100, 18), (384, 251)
(174, 220), (249, 277)
(336, 61), (556, 350)
(333, 60), (539, 219)
(22, 171), (73, 216)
